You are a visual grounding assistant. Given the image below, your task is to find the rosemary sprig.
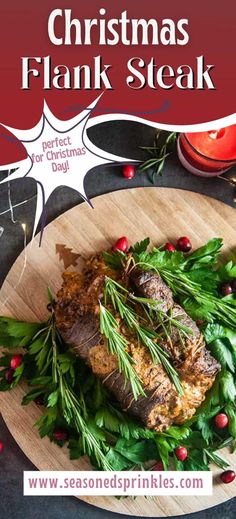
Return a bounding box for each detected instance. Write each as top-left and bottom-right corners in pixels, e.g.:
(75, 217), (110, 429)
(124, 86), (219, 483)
(139, 131), (177, 182)
(130, 294), (193, 336)
(104, 277), (183, 395)
(159, 269), (236, 330)
(59, 377), (112, 470)
(35, 315), (113, 471)
(99, 302), (146, 400)
(203, 448), (229, 470)
(134, 259), (236, 329)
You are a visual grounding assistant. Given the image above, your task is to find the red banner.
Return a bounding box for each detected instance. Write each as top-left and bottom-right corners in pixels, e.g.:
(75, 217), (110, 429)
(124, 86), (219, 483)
(0, 0), (235, 133)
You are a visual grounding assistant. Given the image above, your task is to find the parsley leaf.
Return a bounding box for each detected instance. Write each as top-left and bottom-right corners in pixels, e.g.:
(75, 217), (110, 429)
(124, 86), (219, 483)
(184, 449), (210, 471)
(204, 323), (226, 343)
(102, 250), (126, 270)
(105, 448), (133, 470)
(130, 237), (150, 253)
(185, 238), (223, 267)
(217, 261), (236, 282)
(114, 437), (157, 464)
(197, 407), (221, 444)
(225, 404), (236, 439)
(220, 371), (236, 402)
(68, 438), (83, 460)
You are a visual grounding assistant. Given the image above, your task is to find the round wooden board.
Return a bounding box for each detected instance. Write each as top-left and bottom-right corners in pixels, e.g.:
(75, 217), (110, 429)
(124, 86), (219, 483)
(0, 187), (236, 517)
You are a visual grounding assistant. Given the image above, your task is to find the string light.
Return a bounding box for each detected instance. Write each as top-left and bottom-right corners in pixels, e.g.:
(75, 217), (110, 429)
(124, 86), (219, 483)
(0, 221), (28, 312)
(0, 171), (31, 311)
(0, 195), (36, 217)
(7, 170), (17, 224)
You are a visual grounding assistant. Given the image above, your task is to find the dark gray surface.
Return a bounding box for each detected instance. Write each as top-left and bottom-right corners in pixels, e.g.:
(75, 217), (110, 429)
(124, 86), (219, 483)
(0, 121), (235, 519)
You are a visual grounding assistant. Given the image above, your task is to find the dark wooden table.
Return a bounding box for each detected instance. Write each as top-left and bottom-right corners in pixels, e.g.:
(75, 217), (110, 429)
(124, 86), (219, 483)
(0, 121), (235, 519)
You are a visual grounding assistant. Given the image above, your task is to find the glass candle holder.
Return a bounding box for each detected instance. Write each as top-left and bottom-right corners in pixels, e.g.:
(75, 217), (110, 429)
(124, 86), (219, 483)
(177, 126), (236, 177)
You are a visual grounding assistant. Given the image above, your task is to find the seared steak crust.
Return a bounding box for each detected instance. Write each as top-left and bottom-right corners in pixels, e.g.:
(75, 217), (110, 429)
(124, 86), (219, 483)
(130, 269), (174, 313)
(55, 255), (220, 431)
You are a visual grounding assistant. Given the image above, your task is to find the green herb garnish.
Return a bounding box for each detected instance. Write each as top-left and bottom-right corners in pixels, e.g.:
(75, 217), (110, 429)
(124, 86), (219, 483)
(139, 131), (177, 182)
(130, 238), (236, 329)
(0, 236), (236, 473)
(99, 302), (146, 400)
(104, 277), (183, 394)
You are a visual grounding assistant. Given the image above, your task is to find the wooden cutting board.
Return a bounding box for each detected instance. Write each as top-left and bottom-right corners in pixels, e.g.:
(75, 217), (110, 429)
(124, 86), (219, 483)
(0, 187), (236, 516)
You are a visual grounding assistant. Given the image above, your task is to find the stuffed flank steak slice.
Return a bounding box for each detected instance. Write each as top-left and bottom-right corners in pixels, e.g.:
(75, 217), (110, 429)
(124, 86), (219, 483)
(54, 253), (220, 431)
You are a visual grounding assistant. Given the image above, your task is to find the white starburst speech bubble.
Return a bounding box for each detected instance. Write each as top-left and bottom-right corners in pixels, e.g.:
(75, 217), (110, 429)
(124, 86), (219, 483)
(0, 94), (135, 242)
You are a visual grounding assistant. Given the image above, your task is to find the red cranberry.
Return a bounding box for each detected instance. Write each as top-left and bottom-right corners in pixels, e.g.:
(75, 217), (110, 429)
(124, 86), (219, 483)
(214, 413), (229, 429)
(0, 441), (4, 453)
(10, 354), (23, 370)
(221, 283), (233, 297)
(220, 470), (236, 484)
(196, 319), (205, 326)
(113, 236), (129, 253)
(34, 395), (45, 406)
(175, 446), (188, 461)
(53, 430), (68, 442)
(152, 461), (164, 471)
(231, 279), (236, 292)
(164, 242), (176, 252)
(5, 368), (15, 384)
(123, 165), (135, 179)
(177, 237), (192, 252)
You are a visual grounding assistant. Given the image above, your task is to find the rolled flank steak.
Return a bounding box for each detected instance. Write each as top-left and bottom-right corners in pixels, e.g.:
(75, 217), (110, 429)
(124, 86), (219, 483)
(55, 254), (220, 431)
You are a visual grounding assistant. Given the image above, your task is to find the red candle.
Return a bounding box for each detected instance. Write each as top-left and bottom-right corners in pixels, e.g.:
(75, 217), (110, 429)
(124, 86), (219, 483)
(177, 125), (236, 177)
